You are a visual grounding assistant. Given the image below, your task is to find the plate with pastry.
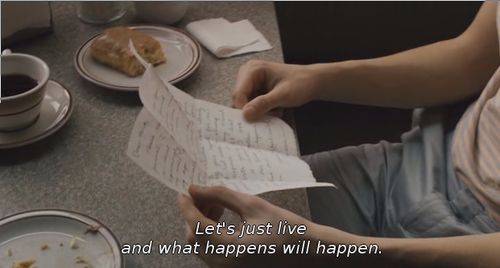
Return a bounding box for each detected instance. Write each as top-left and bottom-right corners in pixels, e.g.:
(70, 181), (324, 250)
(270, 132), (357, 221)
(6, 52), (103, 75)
(75, 25), (201, 91)
(0, 210), (123, 268)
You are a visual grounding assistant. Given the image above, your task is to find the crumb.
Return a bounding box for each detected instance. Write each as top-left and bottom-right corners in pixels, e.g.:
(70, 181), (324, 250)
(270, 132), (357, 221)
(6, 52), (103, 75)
(40, 244), (50, 251)
(75, 256), (93, 268)
(11, 260), (36, 268)
(6, 248), (12, 257)
(84, 224), (101, 235)
(75, 256), (85, 263)
(70, 236), (79, 249)
(59, 242), (64, 247)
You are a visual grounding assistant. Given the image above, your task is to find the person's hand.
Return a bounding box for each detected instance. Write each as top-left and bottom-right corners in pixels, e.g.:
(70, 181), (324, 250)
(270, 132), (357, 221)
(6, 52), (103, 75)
(232, 60), (318, 121)
(177, 185), (321, 268)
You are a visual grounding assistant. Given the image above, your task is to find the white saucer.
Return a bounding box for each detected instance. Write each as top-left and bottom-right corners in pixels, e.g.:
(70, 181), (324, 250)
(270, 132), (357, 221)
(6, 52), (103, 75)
(0, 80), (73, 149)
(0, 210), (123, 268)
(75, 25), (202, 91)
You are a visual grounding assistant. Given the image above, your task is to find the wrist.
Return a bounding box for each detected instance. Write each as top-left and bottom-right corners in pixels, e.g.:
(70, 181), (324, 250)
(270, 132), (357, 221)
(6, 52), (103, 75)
(310, 223), (359, 244)
(305, 62), (352, 102)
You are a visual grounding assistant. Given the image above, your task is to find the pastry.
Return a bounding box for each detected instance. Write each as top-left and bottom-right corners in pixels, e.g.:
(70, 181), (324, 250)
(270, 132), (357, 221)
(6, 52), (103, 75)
(90, 27), (166, 77)
(11, 260), (36, 268)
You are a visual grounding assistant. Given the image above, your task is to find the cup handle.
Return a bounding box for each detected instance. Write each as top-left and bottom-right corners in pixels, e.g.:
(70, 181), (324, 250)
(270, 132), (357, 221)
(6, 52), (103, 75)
(1, 49), (12, 55)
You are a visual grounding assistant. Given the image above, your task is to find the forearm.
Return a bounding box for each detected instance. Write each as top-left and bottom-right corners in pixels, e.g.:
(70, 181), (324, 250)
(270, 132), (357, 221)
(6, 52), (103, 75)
(310, 224), (500, 268)
(307, 3), (498, 108)
(308, 38), (496, 108)
(376, 232), (500, 268)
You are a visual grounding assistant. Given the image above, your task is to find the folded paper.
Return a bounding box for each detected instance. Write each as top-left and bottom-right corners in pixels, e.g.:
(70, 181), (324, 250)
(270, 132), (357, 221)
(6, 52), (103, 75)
(126, 64), (335, 194)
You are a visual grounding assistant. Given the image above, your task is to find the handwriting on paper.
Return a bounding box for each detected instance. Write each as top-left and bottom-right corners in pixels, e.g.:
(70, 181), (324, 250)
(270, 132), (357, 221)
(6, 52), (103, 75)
(127, 65), (335, 194)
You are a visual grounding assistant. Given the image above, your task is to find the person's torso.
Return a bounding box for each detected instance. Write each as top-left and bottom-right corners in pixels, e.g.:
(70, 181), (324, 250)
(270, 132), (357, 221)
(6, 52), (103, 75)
(452, 3), (500, 224)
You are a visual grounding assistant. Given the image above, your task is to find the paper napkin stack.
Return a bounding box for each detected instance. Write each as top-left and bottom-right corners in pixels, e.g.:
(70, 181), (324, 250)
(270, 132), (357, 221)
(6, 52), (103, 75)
(186, 18), (272, 58)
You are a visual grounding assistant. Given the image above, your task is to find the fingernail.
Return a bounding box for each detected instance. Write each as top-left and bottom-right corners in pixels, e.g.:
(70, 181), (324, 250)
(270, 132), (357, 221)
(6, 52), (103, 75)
(190, 184), (203, 191)
(243, 106), (256, 121)
(245, 106), (256, 114)
(177, 193), (189, 202)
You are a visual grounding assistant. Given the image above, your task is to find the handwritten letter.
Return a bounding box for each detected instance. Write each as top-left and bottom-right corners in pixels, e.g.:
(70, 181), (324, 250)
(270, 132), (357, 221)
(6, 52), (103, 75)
(127, 65), (335, 194)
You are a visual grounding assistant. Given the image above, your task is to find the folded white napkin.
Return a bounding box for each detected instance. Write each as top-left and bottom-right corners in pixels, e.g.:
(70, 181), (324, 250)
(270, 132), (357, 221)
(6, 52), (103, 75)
(186, 18), (272, 58)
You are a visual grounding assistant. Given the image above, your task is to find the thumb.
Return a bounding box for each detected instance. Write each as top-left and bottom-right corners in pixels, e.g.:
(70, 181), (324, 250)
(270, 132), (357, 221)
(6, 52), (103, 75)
(177, 193), (216, 230)
(242, 90), (282, 122)
(188, 185), (253, 217)
(177, 193), (229, 245)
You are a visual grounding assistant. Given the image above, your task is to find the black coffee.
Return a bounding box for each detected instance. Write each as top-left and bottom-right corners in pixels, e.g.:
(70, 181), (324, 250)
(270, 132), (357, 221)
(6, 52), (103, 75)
(2, 74), (39, 97)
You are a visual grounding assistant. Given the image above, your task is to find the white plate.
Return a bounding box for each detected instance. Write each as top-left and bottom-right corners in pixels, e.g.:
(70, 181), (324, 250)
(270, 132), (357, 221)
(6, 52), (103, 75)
(75, 25), (202, 91)
(0, 210), (123, 268)
(0, 80), (73, 149)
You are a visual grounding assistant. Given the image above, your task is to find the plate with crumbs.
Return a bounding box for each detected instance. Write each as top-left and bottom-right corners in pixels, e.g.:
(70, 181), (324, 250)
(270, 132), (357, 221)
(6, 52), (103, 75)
(0, 210), (123, 268)
(75, 25), (202, 91)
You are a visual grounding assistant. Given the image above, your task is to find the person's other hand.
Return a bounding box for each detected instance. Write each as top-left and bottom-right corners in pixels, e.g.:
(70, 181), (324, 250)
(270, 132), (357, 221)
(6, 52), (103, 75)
(232, 60), (318, 122)
(177, 185), (320, 267)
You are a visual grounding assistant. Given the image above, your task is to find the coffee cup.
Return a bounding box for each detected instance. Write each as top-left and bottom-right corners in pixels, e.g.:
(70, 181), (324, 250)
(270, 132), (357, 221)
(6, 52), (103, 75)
(134, 2), (189, 25)
(1, 50), (49, 131)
